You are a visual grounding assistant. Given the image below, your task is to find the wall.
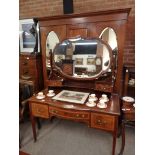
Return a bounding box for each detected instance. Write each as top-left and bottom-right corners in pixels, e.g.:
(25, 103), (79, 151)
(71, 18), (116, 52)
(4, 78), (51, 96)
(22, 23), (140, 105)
(19, 0), (135, 65)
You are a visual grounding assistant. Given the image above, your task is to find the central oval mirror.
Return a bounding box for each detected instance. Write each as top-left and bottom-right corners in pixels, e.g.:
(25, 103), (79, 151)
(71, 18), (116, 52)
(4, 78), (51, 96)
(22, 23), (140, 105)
(53, 38), (112, 80)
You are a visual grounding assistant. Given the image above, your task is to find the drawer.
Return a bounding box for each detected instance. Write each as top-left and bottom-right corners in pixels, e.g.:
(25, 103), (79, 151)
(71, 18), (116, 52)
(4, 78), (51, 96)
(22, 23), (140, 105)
(95, 84), (113, 92)
(20, 67), (36, 75)
(19, 58), (36, 68)
(50, 80), (63, 87)
(91, 113), (115, 131)
(49, 107), (90, 120)
(123, 112), (135, 121)
(31, 103), (49, 118)
(20, 67), (36, 80)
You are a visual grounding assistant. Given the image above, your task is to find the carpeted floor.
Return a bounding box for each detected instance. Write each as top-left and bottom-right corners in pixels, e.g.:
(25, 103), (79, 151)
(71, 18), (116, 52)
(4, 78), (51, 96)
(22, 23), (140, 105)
(20, 118), (135, 155)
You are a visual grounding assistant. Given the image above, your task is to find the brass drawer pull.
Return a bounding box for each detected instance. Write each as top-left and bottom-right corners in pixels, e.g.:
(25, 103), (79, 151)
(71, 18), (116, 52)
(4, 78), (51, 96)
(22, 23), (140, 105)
(22, 62), (28, 65)
(23, 71), (29, 75)
(75, 114), (79, 118)
(21, 75), (31, 80)
(97, 119), (102, 125)
(38, 109), (44, 113)
(52, 110), (58, 114)
(97, 119), (107, 125)
(82, 114), (85, 118)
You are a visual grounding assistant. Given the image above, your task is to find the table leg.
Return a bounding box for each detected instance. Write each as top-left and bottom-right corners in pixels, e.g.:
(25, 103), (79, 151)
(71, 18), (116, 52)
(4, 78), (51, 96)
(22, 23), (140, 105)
(30, 114), (37, 142)
(19, 132), (21, 148)
(36, 117), (41, 129)
(118, 121), (125, 155)
(29, 104), (37, 142)
(112, 131), (117, 155)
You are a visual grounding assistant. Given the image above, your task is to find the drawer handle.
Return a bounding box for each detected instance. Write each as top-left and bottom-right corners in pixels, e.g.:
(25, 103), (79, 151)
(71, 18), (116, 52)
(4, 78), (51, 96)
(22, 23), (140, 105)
(22, 62), (28, 65)
(21, 75), (31, 80)
(23, 71), (29, 74)
(75, 114), (80, 118)
(52, 110), (58, 114)
(97, 120), (107, 125)
(82, 114), (85, 118)
(97, 119), (102, 124)
(38, 109), (44, 113)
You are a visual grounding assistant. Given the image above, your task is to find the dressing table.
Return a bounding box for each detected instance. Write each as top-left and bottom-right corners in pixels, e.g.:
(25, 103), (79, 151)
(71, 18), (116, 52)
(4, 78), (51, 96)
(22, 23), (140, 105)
(28, 8), (130, 155)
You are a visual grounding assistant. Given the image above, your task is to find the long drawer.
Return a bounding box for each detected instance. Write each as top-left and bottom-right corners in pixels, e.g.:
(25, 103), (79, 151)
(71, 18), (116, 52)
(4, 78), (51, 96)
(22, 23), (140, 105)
(49, 107), (90, 120)
(91, 113), (115, 131)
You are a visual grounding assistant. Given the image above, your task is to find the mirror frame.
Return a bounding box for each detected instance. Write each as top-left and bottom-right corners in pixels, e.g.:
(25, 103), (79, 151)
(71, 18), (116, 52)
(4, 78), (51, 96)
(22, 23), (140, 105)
(51, 38), (113, 81)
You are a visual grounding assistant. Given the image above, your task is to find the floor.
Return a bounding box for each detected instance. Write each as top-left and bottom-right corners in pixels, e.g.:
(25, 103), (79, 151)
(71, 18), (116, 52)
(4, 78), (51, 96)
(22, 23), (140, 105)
(20, 118), (135, 155)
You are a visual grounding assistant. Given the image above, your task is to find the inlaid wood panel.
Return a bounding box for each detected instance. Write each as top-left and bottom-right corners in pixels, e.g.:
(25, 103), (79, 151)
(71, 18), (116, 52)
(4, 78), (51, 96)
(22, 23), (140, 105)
(67, 23), (89, 38)
(31, 103), (49, 118)
(91, 113), (115, 131)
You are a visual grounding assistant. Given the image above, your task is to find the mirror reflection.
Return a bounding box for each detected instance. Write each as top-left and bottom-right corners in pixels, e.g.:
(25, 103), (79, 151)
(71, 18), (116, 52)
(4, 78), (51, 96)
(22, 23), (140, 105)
(53, 38), (112, 78)
(46, 31), (59, 76)
(99, 27), (117, 50)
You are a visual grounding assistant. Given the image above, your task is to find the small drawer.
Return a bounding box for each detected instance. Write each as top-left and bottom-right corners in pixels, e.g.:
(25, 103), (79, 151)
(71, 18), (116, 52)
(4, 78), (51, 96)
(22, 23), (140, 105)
(20, 58), (36, 68)
(31, 103), (49, 118)
(91, 113), (115, 131)
(20, 67), (36, 80)
(49, 107), (90, 120)
(48, 80), (63, 87)
(21, 60), (28, 66)
(95, 84), (113, 92)
(19, 60), (28, 68)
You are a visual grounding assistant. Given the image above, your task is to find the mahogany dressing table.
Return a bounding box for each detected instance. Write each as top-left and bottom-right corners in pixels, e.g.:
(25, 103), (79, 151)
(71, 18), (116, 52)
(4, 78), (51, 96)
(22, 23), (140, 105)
(28, 8), (130, 155)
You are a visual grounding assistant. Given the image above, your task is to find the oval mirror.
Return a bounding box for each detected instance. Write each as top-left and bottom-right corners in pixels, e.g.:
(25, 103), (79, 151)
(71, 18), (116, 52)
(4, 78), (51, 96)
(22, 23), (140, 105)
(99, 27), (118, 70)
(53, 38), (112, 80)
(46, 31), (59, 76)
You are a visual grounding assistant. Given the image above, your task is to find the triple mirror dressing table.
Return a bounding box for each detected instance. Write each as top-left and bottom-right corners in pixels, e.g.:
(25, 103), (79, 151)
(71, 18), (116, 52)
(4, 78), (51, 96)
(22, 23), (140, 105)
(28, 8), (130, 155)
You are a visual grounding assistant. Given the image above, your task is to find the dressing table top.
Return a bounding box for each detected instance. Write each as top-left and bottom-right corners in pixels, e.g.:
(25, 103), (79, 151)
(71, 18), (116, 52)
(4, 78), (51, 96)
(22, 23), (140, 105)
(28, 88), (120, 116)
